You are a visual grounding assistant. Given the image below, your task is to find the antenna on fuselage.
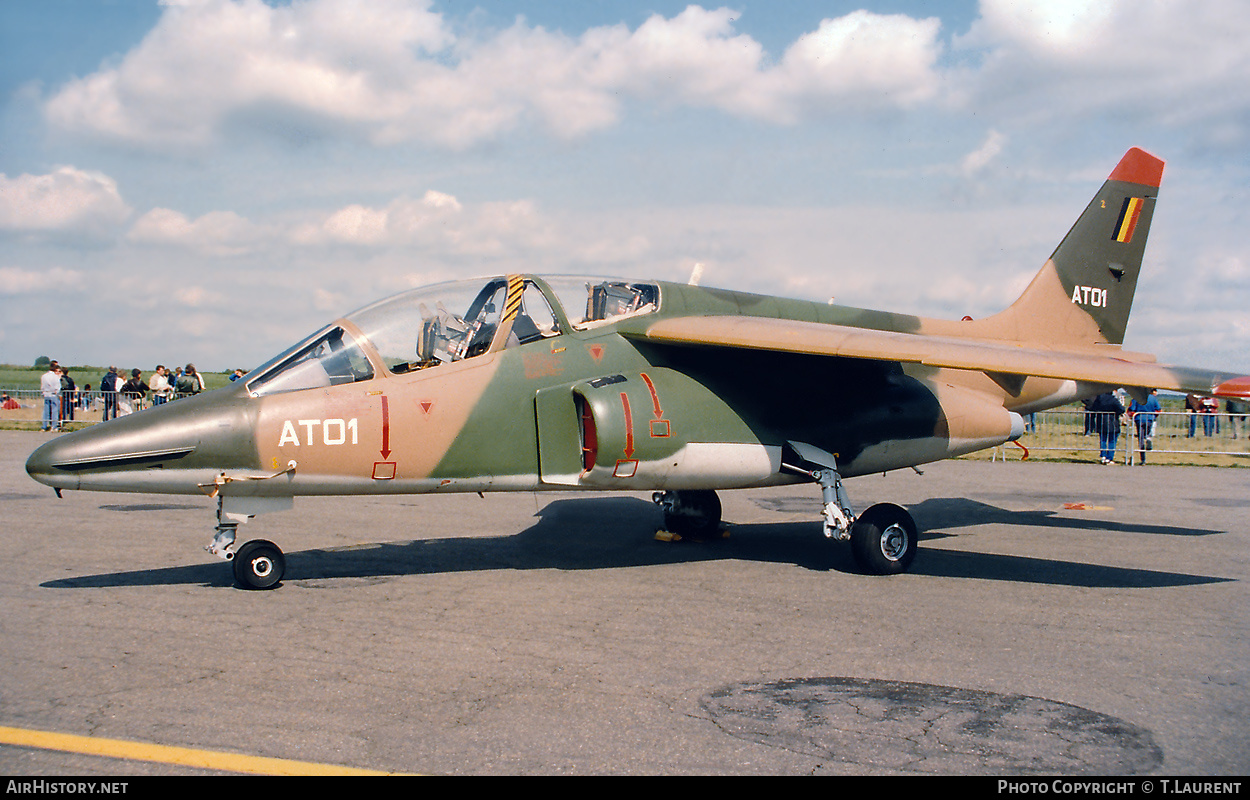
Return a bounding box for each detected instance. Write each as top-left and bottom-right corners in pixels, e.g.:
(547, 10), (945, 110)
(688, 262), (704, 286)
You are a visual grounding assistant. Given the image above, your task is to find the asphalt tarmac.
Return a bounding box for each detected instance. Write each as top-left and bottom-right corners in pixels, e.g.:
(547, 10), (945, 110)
(1, 429), (1247, 775)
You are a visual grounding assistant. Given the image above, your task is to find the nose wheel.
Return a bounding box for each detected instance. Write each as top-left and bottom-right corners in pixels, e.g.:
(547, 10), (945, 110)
(232, 539), (286, 590)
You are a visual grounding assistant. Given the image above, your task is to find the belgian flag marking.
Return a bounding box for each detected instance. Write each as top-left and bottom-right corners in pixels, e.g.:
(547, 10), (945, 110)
(1112, 197), (1144, 243)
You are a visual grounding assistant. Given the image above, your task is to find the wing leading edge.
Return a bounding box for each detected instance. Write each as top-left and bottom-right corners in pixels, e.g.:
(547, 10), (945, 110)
(635, 315), (1250, 400)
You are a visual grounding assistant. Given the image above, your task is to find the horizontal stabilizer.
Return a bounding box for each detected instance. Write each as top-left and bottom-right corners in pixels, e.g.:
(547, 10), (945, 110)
(1215, 376), (1250, 400)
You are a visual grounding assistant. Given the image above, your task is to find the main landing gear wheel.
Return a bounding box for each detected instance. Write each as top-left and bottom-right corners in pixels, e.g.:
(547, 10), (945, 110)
(654, 489), (722, 539)
(850, 503), (918, 575)
(232, 539), (286, 590)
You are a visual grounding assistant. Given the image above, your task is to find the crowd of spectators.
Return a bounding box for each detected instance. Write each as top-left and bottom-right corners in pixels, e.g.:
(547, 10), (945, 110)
(29, 360), (231, 431)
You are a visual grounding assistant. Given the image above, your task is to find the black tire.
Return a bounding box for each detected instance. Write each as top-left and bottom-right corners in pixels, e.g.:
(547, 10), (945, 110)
(663, 490), (722, 539)
(849, 503), (917, 575)
(232, 539), (286, 590)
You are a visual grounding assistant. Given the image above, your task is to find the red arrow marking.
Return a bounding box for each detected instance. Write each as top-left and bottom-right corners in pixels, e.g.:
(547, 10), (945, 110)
(620, 392), (634, 458)
(380, 395), (391, 458)
(640, 372), (663, 418)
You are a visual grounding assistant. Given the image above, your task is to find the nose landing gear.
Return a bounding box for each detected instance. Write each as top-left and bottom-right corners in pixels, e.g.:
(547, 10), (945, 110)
(207, 519), (288, 590)
(206, 492), (292, 590)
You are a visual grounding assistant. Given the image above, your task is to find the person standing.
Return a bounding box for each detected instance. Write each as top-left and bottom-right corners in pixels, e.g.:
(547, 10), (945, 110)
(149, 365), (172, 405)
(122, 369), (149, 411)
(176, 363), (205, 396)
(1184, 393), (1203, 437)
(1229, 399), (1248, 440)
(1090, 391), (1125, 464)
(100, 366), (120, 420)
(1201, 396), (1219, 436)
(59, 367), (77, 424)
(1128, 390), (1161, 465)
(40, 361), (62, 431)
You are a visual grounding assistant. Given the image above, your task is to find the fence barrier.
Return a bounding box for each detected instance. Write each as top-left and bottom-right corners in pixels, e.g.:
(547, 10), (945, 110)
(998, 409), (1249, 464)
(5, 390), (1249, 464)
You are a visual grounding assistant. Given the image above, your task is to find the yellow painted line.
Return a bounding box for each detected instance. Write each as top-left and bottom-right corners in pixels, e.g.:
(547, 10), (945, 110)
(0, 725), (403, 775)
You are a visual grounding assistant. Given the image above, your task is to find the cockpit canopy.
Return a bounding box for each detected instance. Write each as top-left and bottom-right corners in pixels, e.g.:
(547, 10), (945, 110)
(246, 275), (659, 397)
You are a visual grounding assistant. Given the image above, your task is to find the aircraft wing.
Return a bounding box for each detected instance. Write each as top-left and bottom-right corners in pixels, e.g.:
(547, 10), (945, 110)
(635, 315), (1250, 400)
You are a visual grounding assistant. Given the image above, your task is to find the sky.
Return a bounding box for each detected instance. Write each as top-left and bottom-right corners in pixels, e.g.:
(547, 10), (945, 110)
(1, 0), (1248, 375)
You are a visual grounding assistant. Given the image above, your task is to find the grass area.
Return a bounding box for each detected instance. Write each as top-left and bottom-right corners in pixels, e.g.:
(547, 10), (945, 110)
(961, 444), (1249, 469)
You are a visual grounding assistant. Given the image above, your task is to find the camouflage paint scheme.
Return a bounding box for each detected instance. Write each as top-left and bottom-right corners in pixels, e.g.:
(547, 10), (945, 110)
(25, 148), (1250, 583)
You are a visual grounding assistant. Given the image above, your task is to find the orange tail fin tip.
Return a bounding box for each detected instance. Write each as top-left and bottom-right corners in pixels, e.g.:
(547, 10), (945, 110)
(1109, 147), (1164, 188)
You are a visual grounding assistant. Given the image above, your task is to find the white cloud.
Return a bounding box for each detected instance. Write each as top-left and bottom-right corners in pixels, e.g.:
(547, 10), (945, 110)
(174, 285), (224, 307)
(0, 167), (132, 237)
(46, 0), (453, 147)
(41, 1), (949, 149)
(40, 0), (1247, 153)
(578, 7), (772, 117)
(970, 0), (1116, 55)
(960, 129), (1007, 175)
(774, 11), (944, 113)
(291, 190), (464, 247)
(957, 0), (1250, 141)
(0, 266), (88, 294)
(286, 189), (583, 264)
(128, 207), (272, 256)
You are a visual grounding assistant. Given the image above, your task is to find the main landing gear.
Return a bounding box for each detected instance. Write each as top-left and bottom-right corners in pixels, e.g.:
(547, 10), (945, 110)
(785, 441), (919, 575)
(653, 489), (723, 539)
(654, 477), (917, 574)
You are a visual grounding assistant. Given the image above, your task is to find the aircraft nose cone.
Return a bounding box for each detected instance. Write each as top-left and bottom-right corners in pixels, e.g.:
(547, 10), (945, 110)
(26, 434), (81, 491)
(24, 384), (257, 494)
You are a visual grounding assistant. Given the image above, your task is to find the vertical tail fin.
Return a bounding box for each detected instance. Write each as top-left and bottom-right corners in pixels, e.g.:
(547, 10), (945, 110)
(986, 147), (1164, 348)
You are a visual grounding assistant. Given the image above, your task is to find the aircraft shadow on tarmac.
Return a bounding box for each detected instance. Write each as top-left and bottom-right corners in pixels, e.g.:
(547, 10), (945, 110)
(41, 495), (1231, 591)
(910, 496), (1226, 538)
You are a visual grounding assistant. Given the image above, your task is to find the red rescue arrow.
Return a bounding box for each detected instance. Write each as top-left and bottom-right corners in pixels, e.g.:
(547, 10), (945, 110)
(380, 395), (391, 458)
(640, 372), (663, 418)
(620, 392), (634, 458)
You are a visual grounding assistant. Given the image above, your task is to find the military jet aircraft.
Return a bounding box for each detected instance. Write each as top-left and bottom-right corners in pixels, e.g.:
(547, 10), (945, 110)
(26, 148), (1250, 589)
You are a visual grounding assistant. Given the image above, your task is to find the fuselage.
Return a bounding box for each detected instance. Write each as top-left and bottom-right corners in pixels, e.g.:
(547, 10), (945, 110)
(27, 275), (1075, 499)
